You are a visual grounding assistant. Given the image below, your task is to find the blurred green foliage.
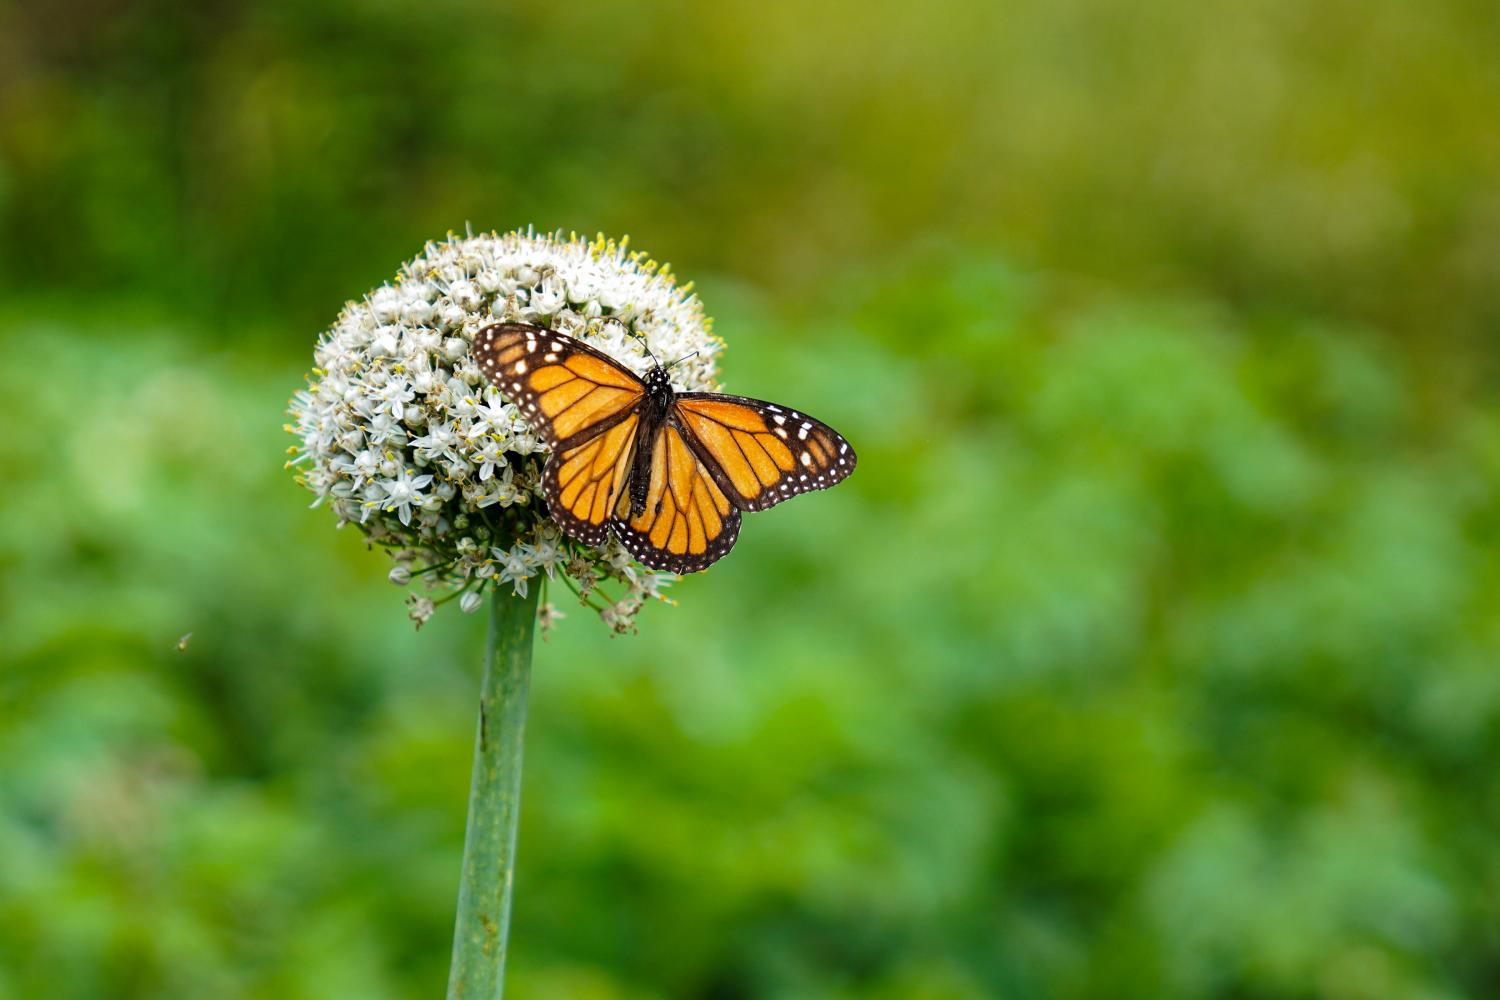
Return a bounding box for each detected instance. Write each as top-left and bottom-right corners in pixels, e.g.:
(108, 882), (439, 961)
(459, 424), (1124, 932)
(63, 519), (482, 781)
(3, 1), (1499, 998)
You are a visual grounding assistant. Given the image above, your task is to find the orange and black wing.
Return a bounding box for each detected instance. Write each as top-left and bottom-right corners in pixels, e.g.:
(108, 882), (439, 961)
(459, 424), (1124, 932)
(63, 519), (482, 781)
(672, 393), (856, 512)
(474, 323), (645, 450)
(474, 323), (645, 544)
(611, 421), (742, 573)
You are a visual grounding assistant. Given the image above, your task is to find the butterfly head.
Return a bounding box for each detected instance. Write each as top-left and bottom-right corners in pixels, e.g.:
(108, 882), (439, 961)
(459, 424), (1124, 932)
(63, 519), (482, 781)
(644, 365), (675, 400)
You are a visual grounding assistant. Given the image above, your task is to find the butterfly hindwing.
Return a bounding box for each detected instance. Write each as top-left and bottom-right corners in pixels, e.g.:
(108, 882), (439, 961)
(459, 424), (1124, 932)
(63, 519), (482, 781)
(610, 422), (742, 573)
(673, 394), (857, 512)
(544, 412), (639, 545)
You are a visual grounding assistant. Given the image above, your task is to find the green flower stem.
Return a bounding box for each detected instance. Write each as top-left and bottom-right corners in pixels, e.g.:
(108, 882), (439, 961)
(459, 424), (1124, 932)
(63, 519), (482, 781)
(446, 583), (540, 1000)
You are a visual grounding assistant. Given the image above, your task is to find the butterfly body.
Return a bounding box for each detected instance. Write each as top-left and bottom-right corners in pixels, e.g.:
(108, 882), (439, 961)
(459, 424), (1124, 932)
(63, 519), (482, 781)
(475, 323), (855, 573)
(627, 366), (678, 520)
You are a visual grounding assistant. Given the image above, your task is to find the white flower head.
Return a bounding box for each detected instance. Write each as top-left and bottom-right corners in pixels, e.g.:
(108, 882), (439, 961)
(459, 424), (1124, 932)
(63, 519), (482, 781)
(288, 229), (724, 629)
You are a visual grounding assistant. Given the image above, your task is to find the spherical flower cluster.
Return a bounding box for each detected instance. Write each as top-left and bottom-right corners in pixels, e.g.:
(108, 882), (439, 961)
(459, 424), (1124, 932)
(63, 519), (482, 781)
(287, 230), (724, 630)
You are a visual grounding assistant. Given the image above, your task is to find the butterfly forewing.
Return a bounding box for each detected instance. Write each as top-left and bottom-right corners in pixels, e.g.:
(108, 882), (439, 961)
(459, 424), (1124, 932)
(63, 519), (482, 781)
(474, 323), (647, 544)
(474, 323), (644, 450)
(673, 394), (856, 512)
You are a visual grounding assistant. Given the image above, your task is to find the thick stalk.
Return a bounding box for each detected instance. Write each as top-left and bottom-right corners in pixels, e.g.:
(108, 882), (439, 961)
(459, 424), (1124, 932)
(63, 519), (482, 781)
(446, 584), (540, 1000)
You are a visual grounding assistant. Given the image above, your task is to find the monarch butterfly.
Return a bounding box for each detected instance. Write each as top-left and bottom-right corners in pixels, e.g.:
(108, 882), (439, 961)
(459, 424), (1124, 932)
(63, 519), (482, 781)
(474, 322), (856, 573)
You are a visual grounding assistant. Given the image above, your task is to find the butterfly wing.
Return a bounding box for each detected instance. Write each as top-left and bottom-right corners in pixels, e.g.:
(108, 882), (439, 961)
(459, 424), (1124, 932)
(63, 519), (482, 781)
(474, 323), (646, 544)
(610, 421), (742, 573)
(545, 412), (641, 545)
(474, 323), (645, 449)
(673, 393), (856, 512)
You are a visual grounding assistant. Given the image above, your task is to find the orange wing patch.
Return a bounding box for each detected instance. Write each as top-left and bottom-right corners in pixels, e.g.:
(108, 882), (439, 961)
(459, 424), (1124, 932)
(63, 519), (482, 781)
(674, 394), (855, 512)
(564, 352), (642, 390)
(612, 424), (741, 573)
(674, 398), (769, 432)
(552, 386), (639, 440)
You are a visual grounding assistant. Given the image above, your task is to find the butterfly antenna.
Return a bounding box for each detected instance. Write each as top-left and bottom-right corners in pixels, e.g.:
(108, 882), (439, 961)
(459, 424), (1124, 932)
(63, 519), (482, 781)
(665, 351), (699, 370)
(604, 316), (660, 366)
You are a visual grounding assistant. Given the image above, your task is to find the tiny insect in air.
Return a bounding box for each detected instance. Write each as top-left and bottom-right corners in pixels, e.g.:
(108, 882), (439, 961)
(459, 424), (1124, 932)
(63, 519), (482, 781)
(473, 323), (857, 573)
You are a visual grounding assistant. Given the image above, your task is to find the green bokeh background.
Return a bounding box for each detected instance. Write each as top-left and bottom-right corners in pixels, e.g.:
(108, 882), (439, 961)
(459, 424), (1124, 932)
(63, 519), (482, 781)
(4, 2), (1500, 997)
